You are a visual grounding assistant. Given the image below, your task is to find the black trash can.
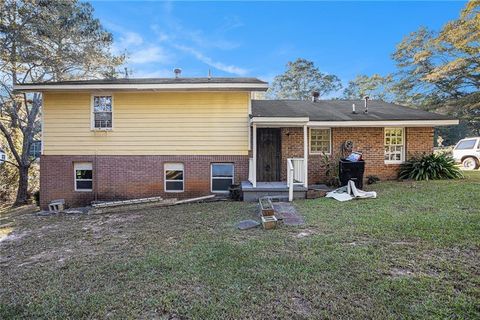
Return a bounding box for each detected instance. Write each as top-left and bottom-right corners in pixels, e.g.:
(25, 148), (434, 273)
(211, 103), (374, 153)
(339, 159), (365, 189)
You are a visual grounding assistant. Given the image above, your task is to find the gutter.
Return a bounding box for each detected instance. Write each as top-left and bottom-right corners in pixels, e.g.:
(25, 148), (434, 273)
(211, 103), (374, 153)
(250, 117), (459, 127)
(13, 82), (269, 92)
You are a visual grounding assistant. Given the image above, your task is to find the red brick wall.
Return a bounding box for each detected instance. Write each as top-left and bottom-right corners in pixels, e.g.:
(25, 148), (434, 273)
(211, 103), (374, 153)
(40, 155), (248, 209)
(279, 126), (434, 184)
(406, 127), (435, 156)
(280, 128), (304, 181)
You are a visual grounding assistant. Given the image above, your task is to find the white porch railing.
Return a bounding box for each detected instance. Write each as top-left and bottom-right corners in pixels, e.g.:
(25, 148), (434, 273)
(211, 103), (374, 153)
(287, 158), (305, 201)
(248, 158), (256, 187)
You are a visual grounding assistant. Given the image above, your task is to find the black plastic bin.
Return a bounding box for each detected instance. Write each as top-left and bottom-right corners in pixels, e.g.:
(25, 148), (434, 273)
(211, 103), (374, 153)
(339, 159), (365, 189)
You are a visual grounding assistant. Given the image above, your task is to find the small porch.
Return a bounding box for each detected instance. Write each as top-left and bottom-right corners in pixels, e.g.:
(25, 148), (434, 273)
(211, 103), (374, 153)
(242, 117), (312, 201)
(241, 181), (308, 202)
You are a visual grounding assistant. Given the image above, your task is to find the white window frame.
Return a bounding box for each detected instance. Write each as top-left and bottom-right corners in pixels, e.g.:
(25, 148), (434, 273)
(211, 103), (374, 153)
(309, 128), (332, 155)
(164, 163), (184, 193)
(74, 162), (93, 192)
(91, 94), (114, 131)
(384, 127), (405, 164)
(211, 163), (235, 193)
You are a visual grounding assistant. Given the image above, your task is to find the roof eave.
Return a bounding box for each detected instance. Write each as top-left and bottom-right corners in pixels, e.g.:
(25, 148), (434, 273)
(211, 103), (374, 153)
(251, 117), (458, 127)
(13, 82), (269, 92)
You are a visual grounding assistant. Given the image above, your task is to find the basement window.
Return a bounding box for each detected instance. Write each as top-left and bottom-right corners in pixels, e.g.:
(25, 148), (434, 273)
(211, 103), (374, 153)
(74, 162), (93, 191)
(310, 128), (331, 154)
(92, 95), (113, 129)
(165, 163), (184, 192)
(384, 128), (405, 164)
(211, 163), (234, 192)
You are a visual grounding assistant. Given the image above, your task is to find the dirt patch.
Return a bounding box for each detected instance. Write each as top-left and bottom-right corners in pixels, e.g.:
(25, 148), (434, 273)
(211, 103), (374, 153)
(295, 231), (312, 238)
(291, 296), (312, 316)
(0, 230), (29, 243)
(17, 247), (75, 268)
(292, 227), (328, 239)
(389, 267), (415, 278)
(390, 240), (418, 246)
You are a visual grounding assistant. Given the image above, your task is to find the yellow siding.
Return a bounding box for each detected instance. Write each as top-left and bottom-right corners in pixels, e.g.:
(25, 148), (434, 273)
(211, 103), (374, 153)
(43, 91), (250, 155)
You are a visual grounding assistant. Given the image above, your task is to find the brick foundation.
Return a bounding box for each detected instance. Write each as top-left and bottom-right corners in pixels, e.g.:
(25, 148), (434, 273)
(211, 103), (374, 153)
(40, 155), (248, 209)
(280, 127), (434, 184)
(40, 127), (434, 208)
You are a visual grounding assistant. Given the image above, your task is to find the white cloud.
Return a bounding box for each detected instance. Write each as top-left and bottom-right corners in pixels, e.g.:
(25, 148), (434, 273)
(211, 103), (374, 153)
(129, 46), (170, 64)
(119, 32), (143, 47)
(107, 2), (251, 76)
(174, 45), (248, 76)
(150, 25), (170, 42)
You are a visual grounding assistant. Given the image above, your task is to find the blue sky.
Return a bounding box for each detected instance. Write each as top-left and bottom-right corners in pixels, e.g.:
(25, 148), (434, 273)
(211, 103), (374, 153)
(92, 0), (465, 86)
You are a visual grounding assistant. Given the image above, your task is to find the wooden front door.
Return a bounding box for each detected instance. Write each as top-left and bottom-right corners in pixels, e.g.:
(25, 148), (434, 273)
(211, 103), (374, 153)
(257, 128), (281, 182)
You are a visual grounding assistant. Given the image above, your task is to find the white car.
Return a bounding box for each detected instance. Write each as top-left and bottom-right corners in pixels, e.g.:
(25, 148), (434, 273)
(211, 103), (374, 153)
(452, 137), (480, 170)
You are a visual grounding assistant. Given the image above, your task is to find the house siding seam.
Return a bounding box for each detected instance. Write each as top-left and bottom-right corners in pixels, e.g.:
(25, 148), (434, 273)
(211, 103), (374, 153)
(40, 155), (248, 209)
(280, 127), (434, 184)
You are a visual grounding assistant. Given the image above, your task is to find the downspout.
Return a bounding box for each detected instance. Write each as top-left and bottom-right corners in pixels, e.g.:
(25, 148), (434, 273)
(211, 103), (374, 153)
(94, 149), (98, 203)
(303, 124), (308, 188)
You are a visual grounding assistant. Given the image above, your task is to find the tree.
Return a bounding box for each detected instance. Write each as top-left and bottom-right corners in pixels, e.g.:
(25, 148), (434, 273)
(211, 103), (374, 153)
(268, 58), (342, 100)
(0, 0), (124, 205)
(427, 1), (479, 92)
(342, 74), (394, 101)
(392, 1), (479, 132)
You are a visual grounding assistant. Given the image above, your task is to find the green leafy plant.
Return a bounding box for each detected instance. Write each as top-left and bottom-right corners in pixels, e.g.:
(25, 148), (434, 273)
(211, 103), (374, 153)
(319, 152), (340, 187)
(398, 153), (464, 181)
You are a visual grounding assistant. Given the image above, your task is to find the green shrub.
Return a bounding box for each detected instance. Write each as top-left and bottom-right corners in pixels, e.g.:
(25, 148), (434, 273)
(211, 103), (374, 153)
(319, 152), (340, 186)
(398, 153), (464, 181)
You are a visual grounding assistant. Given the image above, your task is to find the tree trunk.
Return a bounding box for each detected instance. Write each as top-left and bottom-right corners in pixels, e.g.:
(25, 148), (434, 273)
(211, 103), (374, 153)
(14, 164), (30, 206)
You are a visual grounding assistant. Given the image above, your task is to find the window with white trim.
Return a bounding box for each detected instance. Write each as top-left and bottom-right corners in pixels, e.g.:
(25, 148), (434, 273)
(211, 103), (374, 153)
(310, 128), (331, 154)
(384, 128), (405, 163)
(165, 163), (184, 192)
(92, 95), (113, 129)
(74, 162), (93, 191)
(211, 163), (234, 192)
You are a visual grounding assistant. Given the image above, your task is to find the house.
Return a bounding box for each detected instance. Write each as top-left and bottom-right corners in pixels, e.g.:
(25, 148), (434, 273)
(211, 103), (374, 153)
(14, 77), (458, 208)
(29, 140), (41, 159)
(0, 148), (6, 163)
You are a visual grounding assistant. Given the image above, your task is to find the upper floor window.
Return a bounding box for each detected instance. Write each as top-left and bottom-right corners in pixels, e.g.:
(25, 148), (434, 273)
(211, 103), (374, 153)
(92, 95), (113, 130)
(384, 128), (404, 164)
(310, 128), (331, 154)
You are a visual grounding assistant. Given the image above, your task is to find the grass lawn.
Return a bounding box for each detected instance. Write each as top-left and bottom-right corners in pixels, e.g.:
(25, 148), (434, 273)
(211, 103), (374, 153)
(1, 172), (479, 319)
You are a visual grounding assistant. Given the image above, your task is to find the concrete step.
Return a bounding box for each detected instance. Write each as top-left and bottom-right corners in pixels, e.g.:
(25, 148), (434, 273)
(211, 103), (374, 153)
(243, 189), (306, 202)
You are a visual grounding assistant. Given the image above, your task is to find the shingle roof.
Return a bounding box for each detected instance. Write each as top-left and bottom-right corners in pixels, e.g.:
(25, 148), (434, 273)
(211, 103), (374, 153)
(252, 100), (454, 121)
(18, 77), (267, 86)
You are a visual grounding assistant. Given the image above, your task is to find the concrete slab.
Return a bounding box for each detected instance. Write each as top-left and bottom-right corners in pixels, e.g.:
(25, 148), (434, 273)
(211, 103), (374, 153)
(237, 220), (260, 230)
